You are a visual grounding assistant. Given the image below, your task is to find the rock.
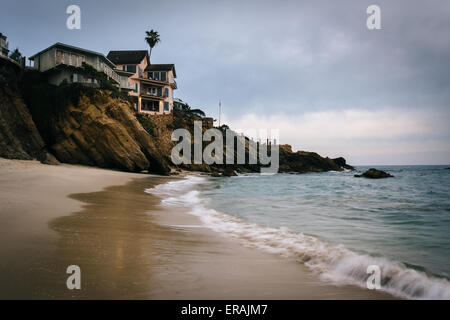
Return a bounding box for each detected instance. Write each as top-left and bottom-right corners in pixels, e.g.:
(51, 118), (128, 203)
(37, 150), (60, 165)
(445, 167), (450, 170)
(222, 167), (237, 177)
(332, 157), (355, 170)
(210, 172), (221, 177)
(21, 74), (170, 174)
(0, 85), (55, 163)
(278, 146), (343, 173)
(354, 168), (394, 179)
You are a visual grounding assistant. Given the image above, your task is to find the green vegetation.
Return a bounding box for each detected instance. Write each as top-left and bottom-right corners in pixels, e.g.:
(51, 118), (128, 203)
(80, 62), (117, 90)
(9, 48), (22, 62)
(137, 114), (156, 136)
(76, 63), (131, 102)
(173, 101), (206, 117)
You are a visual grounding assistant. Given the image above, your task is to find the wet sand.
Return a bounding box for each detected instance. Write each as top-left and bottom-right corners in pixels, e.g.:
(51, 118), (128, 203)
(0, 158), (391, 299)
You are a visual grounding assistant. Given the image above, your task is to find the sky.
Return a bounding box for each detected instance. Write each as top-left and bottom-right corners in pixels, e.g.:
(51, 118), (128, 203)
(1, 0), (449, 165)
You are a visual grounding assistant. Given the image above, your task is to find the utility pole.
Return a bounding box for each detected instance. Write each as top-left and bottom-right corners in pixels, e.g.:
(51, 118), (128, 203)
(219, 100), (222, 127)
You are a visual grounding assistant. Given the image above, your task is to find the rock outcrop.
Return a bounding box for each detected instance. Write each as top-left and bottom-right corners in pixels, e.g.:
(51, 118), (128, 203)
(1, 67), (355, 176)
(25, 89), (170, 173)
(354, 168), (394, 179)
(0, 58), (58, 164)
(332, 157), (355, 170)
(278, 144), (343, 173)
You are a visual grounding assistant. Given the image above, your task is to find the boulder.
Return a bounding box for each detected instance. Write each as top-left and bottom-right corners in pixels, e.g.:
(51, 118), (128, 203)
(332, 157), (355, 170)
(222, 167), (238, 177)
(354, 168), (394, 179)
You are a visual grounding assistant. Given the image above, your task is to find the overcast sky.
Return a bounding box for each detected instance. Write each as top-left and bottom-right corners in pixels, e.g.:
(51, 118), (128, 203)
(1, 0), (449, 164)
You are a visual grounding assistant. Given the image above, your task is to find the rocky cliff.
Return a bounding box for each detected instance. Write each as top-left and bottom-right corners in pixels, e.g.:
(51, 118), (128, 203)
(0, 58), (57, 164)
(0, 66), (354, 175)
(20, 71), (170, 173)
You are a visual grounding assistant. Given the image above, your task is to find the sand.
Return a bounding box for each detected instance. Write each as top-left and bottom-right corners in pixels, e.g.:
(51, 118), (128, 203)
(0, 158), (391, 299)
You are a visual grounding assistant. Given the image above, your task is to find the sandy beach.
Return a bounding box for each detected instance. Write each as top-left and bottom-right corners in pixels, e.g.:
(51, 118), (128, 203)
(0, 158), (391, 299)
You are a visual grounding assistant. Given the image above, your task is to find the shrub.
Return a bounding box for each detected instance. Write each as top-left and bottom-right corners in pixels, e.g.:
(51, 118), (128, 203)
(137, 114), (156, 136)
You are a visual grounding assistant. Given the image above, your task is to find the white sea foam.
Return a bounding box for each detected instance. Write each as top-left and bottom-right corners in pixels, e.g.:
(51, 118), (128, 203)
(145, 176), (450, 300)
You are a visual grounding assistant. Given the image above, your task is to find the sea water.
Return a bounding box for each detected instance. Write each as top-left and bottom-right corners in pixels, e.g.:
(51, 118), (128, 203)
(146, 166), (450, 299)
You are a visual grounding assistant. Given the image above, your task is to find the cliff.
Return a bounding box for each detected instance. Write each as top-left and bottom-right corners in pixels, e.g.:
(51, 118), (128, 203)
(0, 58), (57, 164)
(0, 66), (354, 175)
(20, 71), (170, 174)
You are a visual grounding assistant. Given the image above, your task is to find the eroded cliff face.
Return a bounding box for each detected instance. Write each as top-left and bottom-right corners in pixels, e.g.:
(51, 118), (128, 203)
(1, 67), (353, 175)
(0, 86), (44, 160)
(27, 90), (171, 174)
(0, 58), (57, 164)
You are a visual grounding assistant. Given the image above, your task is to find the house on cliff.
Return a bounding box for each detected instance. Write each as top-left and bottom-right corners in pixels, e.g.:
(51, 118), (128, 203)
(28, 43), (133, 91)
(107, 50), (177, 115)
(0, 33), (9, 57)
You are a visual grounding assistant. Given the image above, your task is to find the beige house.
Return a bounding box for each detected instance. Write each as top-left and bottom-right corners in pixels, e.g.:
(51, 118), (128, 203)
(29, 43), (132, 90)
(107, 50), (177, 115)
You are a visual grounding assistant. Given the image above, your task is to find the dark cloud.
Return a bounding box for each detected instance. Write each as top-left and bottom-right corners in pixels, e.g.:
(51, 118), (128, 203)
(1, 0), (449, 163)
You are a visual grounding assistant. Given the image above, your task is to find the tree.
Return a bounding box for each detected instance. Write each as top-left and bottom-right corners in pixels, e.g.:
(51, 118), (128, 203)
(9, 48), (22, 62)
(145, 30), (161, 63)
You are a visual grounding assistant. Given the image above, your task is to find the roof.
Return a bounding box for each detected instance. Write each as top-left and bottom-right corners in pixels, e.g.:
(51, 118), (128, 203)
(145, 64), (177, 78)
(107, 50), (149, 65)
(29, 42), (116, 68)
(115, 69), (135, 77)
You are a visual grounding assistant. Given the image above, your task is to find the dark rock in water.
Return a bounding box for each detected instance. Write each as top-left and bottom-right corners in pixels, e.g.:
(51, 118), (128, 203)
(445, 167), (450, 170)
(278, 145), (345, 173)
(332, 157), (355, 170)
(354, 168), (394, 179)
(222, 167), (238, 177)
(210, 172), (221, 177)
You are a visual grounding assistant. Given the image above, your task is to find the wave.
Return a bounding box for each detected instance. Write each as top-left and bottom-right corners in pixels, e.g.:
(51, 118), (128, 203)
(145, 176), (450, 300)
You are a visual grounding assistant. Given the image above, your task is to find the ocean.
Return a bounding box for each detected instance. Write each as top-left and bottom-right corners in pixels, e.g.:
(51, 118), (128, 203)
(146, 166), (450, 299)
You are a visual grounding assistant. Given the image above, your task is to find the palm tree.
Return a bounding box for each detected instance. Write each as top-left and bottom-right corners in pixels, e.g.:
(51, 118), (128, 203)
(145, 30), (161, 63)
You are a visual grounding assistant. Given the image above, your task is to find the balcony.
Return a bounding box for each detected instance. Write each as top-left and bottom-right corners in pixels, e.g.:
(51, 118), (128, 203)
(140, 87), (164, 100)
(170, 78), (177, 89)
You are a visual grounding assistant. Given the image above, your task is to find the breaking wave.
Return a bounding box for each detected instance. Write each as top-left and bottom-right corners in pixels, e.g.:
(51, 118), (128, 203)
(145, 176), (450, 300)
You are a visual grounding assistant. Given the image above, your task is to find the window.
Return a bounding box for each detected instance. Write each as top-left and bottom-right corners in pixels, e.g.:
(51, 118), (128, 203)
(126, 65), (137, 73)
(154, 72), (160, 81)
(164, 88), (169, 98)
(142, 100), (159, 112)
(56, 50), (62, 64)
(148, 72), (153, 80)
(164, 101), (169, 111)
(133, 83), (138, 93)
(145, 87), (157, 96)
(161, 72), (167, 82)
(157, 87), (162, 97)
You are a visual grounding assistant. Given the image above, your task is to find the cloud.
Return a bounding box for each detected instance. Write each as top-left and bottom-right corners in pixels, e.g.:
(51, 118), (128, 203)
(223, 108), (450, 164)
